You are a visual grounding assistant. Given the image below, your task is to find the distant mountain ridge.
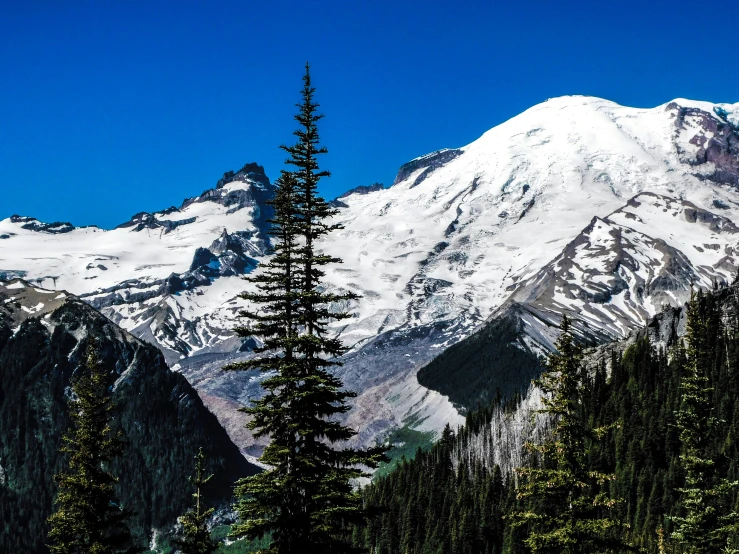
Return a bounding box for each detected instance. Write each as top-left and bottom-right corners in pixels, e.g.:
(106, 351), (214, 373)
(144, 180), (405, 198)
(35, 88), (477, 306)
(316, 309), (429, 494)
(2, 95), (739, 447)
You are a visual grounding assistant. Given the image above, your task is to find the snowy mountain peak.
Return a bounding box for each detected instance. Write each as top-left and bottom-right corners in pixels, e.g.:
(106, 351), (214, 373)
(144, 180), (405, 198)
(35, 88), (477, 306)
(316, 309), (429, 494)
(115, 161), (275, 235)
(215, 162), (270, 190)
(3, 215), (85, 235)
(2, 96), (739, 450)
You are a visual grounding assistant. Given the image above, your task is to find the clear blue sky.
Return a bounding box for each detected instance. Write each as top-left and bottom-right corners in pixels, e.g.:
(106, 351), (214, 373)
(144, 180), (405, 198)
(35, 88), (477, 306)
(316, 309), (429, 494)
(2, 0), (737, 228)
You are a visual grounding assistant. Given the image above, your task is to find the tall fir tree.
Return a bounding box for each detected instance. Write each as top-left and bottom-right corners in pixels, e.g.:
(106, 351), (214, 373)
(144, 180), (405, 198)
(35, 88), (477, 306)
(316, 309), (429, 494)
(669, 290), (739, 553)
(226, 170), (304, 551)
(285, 60), (387, 554)
(226, 65), (385, 554)
(174, 448), (218, 554)
(508, 316), (630, 554)
(47, 342), (139, 554)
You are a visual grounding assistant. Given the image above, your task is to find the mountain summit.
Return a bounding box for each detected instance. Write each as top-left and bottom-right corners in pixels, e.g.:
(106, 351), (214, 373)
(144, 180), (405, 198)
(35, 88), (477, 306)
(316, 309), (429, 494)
(2, 96), (738, 446)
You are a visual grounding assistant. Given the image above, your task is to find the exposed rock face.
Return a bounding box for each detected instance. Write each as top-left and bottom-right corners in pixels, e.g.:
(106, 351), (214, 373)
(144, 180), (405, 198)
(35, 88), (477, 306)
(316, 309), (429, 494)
(506, 192), (739, 339)
(670, 103), (739, 188)
(77, 226), (261, 362)
(392, 148), (463, 187)
(420, 191), (739, 410)
(116, 211), (197, 232)
(174, 316), (468, 453)
(330, 183), (386, 208)
(215, 162), (271, 190)
(10, 215), (75, 233)
(188, 229), (259, 277)
(116, 163), (275, 236)
(203, 228), (260, 275)
(338, 183), (385, 198)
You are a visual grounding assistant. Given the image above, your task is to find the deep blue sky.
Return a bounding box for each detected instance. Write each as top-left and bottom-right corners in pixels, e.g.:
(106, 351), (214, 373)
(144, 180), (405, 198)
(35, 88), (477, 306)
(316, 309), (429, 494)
(2, 1), (738, 228)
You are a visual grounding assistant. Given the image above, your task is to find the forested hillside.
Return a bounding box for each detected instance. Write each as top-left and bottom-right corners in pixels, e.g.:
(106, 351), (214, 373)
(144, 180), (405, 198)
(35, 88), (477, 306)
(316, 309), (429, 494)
(0, 292), (257, 552)
(417, 307), (544, 411)
(359, 284), (739, 553)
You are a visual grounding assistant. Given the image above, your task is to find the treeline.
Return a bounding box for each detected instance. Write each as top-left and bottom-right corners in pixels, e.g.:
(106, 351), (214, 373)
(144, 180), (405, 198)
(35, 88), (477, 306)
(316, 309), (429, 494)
(359, 286), (739, 553)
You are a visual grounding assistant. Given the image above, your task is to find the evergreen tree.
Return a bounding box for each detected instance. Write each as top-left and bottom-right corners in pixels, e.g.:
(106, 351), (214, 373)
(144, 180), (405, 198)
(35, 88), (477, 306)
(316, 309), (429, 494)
(669, 291), (739, 553)
(226, 171), (304, 552)
(174, 448), (218, 554)
(47, 342), (139, 554)
(508, 316), (630, 553)
(285, 61), (387, 553)
(226, 66), (385, 554)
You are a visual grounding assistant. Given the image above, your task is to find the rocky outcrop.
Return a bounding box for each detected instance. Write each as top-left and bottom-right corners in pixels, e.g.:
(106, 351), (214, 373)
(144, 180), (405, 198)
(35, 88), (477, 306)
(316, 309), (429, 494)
(338, 182), (385, 198)
(116, 162), (275, 237)
(331, 183), (385, 208)
(115, 211), (196, 232)
(10, 215), (75, 234)
(78, 227), (261, 361)
(215, 162), (271, 190)
(416, 191), (739, 410)
(392, 148), (463, 188)
(670, 103), (739, 188)
(188, 229), (259, 277)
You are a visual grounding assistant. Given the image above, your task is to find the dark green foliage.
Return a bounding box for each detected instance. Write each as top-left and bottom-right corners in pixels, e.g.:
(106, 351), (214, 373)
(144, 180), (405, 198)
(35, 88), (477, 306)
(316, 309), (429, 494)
(0, 299), (257, 553)
(361, 285), (739, 553)
(225, 65), (385, 554)
(507, 316), (629, 553)
(587, 288), (739, 551)
(361, 425), (511, 554)
(417, 308), (544, 411)
(174, 448), (218, 554)
(209, 526), (271, 553)
(668, 291), (739, 553)
(47, 343), (138, 554)
(587, 336), (681, 551)
(373, 425), (436, 479)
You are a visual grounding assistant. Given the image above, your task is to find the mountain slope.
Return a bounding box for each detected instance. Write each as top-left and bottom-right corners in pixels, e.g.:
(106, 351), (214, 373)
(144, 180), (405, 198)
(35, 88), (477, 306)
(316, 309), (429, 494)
(420, 189), (739, 410)
(0, 163), (274, 363)
(2, 96), (739, 446)
(328, 97), (739, 344)
(361, 283), (739, 554)
(0, 280), (258, 552)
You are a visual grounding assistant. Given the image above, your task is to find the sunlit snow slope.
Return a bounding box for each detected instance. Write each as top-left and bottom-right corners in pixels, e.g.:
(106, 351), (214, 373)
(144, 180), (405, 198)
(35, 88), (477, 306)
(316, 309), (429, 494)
(329, 97), (739, 346)
(2, 97), (739, 449)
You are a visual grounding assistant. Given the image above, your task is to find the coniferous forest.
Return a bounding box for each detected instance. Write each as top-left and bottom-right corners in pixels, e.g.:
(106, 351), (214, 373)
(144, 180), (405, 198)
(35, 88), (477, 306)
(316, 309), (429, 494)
(358, 286), (739, 553)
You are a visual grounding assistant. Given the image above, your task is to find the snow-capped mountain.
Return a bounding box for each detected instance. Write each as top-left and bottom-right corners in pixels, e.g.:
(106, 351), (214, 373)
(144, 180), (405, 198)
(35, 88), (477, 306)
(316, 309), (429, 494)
(0, 162), (274, 360)
(2, 96), (739, 450)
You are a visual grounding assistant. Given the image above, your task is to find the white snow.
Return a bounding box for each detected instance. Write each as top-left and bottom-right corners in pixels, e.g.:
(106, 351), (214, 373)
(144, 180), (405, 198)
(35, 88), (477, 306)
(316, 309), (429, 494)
(3, 97), (739, 350)
(3, 95), (739, 446)
(0, 178), (263, 295)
